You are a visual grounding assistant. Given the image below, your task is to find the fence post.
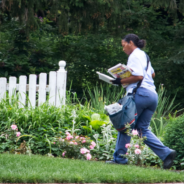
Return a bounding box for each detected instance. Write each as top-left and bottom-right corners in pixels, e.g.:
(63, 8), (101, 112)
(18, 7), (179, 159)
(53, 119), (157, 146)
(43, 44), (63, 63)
(49, 71), (57, 106)
(0, 78), (7, 101)
(28, 74), (37, 108)
(38, 73), (47, 106)
(19, 75), (27, 108)
(56, 61), (67, 107)
(9, 76), (17, 103)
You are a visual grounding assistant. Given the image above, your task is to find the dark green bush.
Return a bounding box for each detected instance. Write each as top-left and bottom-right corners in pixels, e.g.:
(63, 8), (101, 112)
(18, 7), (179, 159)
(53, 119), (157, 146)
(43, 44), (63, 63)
(163, 114), (184, 169)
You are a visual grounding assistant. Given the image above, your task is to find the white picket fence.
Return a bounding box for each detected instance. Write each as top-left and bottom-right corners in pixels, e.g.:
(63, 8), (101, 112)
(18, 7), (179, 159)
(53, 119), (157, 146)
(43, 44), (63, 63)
(0, 61), (67, 108)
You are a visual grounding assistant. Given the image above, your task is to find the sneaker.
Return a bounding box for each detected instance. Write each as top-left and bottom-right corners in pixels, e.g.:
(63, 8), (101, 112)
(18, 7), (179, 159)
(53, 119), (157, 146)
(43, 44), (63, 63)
(163, 150), (176, 169)
(105, 160), (127, 165)
(105, 160), (117, 164)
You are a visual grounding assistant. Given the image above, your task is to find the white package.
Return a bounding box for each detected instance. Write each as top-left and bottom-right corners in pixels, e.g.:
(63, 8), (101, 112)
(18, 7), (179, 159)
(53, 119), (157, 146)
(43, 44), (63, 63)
(104, 103), (122, 115)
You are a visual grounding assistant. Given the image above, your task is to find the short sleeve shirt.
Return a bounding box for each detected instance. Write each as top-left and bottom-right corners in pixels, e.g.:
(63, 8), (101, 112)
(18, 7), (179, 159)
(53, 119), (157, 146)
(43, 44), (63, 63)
(126, 48), (156, 94)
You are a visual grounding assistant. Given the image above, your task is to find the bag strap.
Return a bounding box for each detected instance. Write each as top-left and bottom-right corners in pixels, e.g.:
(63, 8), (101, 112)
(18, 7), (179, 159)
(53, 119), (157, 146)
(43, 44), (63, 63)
(132, 53), (150, 94)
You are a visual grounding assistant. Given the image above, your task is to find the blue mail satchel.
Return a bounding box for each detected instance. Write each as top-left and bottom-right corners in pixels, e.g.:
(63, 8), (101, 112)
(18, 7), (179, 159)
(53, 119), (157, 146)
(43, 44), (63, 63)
(108, 52), (150, 132)
(109, 94), (138, 132)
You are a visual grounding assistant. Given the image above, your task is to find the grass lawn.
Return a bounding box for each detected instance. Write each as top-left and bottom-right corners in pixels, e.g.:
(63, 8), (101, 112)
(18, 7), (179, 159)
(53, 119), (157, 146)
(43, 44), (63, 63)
(0, 153), (184, 183)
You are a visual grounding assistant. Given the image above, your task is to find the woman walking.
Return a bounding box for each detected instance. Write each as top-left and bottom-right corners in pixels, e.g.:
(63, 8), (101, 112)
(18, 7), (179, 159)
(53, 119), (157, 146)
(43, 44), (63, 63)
(107, 34), (176, 169)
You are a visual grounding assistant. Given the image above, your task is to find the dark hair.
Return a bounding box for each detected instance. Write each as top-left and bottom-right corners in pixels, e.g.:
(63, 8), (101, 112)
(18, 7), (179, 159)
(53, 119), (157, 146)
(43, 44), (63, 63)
(123, 34), (146, 49)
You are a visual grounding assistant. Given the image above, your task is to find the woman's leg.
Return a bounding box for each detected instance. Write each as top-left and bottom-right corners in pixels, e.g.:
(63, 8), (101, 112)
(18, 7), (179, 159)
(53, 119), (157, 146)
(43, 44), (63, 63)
(135, 88), (172, 161)
(113, 131), (131, 164)
(136, 108), (171, 160)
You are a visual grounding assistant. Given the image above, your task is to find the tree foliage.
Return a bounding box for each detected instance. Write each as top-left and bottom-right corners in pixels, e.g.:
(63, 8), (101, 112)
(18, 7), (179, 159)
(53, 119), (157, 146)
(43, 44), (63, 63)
(1, 0), (184, 105)
(0, 0), (168, 35)
(151, 0), (184, 14)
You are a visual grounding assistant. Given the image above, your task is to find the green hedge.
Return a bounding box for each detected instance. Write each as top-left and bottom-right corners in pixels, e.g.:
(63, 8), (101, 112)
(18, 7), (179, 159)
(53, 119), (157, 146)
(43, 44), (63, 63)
(163, 114), (184, 169)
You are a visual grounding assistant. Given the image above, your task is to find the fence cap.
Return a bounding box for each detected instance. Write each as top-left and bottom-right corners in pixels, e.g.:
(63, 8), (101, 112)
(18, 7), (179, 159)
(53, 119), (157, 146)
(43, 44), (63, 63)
(58, 60), (66, 72)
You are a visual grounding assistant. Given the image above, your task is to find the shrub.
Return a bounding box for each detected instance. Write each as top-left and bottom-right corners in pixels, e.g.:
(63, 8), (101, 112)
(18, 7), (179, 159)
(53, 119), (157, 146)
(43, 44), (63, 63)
(91, 124), (117, 160)
(0, 123), (31, 154)
(123, 124), (162, 167)
(163, 114), (184, 169)
(56, 131), (96, 160)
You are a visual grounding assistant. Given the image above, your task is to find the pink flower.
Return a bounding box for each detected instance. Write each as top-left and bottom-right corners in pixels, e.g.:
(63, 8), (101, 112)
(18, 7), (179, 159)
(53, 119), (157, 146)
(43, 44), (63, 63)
(75, 136), (79, 139)
(62, 151), (66, 157)
(80, 148), (90, 154)
(82, 140), (86, 143)
(69, 141), (74, 144)
(65, 132), (70, 136)
(134, 144), (139, 148)
(80, 148), (87, 154)
(86, 153), (92, 160)
(16, 128), (18, 131)
(59, 138), (64, 142)
(86, 149), (90, 153)
(66, 135), (73, 140)
(74, 142), (78, 145)
(53, 142), (55, 144)
(90, 145), (94, 150)
(91, 141), (96, 147)
(125, 143), (131, 148)
(16, 132), (21, 137)
(135, 149), (141, 155)
(132, 129), (138, 136)
(126, 153), (128, 155)
(11, 124), (17, 130)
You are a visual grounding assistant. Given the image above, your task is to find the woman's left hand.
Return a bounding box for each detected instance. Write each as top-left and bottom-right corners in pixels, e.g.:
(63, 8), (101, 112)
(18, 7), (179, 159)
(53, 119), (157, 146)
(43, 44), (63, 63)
(111, 78), (122, 85)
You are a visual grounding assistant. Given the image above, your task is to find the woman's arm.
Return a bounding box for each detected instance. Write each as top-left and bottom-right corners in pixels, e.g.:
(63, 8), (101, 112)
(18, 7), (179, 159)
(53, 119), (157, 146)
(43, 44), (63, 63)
(152, 72), (155, 78)
(119, 72), (155, 85)
(120, 75), (143, 85)
(111, 75), (143, 85)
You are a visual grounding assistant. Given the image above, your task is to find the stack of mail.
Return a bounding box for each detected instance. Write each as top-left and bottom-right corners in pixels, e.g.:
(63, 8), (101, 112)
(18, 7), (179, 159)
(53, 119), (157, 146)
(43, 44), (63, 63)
(104, 103), (122, 115)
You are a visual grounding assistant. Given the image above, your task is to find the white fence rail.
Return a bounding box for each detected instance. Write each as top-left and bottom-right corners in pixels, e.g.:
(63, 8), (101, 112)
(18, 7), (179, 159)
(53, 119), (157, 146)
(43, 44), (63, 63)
(0, 61), (67, 108)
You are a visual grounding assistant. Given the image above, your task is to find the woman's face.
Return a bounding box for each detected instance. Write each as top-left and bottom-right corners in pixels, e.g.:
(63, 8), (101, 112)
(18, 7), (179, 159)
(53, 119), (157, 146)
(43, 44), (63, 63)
(121, 40), (135, 55)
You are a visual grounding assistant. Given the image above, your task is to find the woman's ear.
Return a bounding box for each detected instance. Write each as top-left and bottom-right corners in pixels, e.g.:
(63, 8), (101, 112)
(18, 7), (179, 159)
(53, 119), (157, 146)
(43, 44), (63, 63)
(129, 40), (134, 46)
